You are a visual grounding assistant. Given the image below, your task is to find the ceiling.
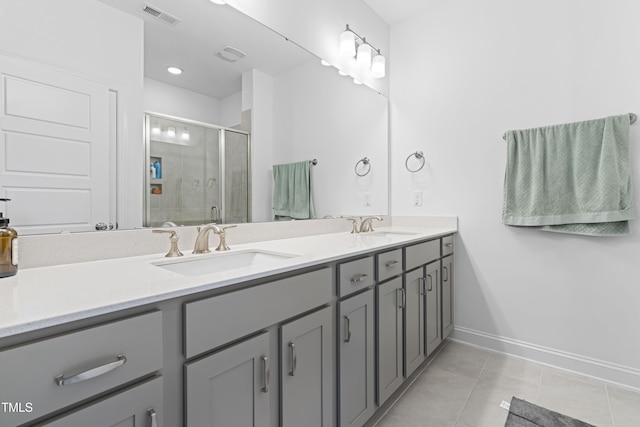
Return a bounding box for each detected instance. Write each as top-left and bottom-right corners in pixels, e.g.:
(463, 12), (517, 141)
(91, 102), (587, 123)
(98, 0), (313, 99)
(363, 0), (441, 24)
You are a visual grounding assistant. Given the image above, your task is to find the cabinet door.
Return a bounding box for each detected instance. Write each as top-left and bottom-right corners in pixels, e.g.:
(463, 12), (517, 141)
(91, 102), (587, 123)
(185, 332), (270, 427)
(404, 268), (425, 377)
(281, 306), (333, 427)
(377, 277), (403, 405)
(42, 376), (163, 427)
(339, 289), (375, 427)
(442, 255), (454, 339)
(425, 261), (442, 357)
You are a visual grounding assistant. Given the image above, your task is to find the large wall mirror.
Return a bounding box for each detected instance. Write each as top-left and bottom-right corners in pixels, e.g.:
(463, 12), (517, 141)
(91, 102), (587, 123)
(0, 0), (389, 234)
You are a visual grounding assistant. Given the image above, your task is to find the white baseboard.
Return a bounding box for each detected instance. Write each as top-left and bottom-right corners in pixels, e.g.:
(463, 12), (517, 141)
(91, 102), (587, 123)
(450, 326), (640, 392)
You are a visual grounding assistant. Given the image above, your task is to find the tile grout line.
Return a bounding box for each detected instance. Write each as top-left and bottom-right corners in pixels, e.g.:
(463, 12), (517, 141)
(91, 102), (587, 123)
(453, 349), (493, 426)
(372, 340), (451, 426)
(604, 384), (616, 427)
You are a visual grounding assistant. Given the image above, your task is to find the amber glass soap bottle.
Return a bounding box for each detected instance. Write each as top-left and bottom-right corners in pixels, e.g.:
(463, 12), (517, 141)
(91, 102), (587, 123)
(0, 198), (17, 278)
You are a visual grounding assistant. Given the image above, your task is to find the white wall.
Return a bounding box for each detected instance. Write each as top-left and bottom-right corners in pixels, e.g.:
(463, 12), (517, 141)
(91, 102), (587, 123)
(246, 70), (275, 222)
(390, 0), (640, 388)
(220, 92), (243, 128)
(0, 0), (144, 229)
(273, 60), (388, 218)
(144, 78), (220, 124)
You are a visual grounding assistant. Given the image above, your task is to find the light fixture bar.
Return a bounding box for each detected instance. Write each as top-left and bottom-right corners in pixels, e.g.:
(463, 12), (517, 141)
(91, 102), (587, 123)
(342, 24), (382, 58)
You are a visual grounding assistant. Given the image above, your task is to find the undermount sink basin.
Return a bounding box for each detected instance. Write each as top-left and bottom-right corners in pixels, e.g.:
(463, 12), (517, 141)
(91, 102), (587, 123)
(153, 249), (298, 276)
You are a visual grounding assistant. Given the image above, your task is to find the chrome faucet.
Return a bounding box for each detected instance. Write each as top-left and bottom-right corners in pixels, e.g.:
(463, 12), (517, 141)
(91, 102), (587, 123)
(359, 216), (382, 233)
(193, 223), (237, 253)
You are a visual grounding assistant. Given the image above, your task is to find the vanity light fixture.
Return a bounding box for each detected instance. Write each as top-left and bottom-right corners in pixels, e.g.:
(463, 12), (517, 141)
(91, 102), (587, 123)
(151, 126), (161, 135)
(339, 24), (386, 79)
(167, 127), (176, 138)
(167, 66), (183, 75)
(181, 129), (190, 141)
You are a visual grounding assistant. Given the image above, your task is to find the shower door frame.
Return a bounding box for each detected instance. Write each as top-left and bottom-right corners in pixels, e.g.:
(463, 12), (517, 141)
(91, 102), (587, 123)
(143, 112), (252, 227)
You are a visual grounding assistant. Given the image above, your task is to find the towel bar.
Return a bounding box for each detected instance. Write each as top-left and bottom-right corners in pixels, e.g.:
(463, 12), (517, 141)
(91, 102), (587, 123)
(502, 113), (637, 140)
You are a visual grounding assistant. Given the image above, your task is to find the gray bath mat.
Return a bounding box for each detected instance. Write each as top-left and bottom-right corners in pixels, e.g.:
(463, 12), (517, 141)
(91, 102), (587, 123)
(505, 397), (596, 427)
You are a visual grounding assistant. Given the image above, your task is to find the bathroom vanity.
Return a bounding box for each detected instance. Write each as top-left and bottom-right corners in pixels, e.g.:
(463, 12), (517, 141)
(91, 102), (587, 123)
(0, 223), (455, 427)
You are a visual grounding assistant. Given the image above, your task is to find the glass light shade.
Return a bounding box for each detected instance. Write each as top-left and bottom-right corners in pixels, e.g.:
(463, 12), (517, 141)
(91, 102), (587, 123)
(340, 30), (356, 58)
(353, 78), (363, 85)
(356, 43), (372, 69)
(181, 131), (190, 140)
(167, 127), (176, 138)
(320, 59), (331, 66)
(151, 126), (161, 135)
(371, 54), (386, 78)
(338, 69), (348, 76)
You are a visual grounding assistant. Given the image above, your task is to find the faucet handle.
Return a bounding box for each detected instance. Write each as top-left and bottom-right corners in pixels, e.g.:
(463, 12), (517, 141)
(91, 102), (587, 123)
(214, 225), (236, 251)
(152, 229), (184, 257)
(346, 218), (360, 234)
(215, 225), (237, 234)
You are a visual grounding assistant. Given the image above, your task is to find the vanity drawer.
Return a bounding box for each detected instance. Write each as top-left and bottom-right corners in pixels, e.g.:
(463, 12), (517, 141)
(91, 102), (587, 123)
(338, 256), (375, 297)
(442, 235), (454, 256)
(185, 267), (332, 359)
(0, 311), (162, 426)
(405, 239), (440, 271)
(377, 249), (403, 282)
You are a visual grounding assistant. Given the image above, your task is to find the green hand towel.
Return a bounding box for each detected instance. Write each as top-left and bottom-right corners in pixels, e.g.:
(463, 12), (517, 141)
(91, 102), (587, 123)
(503, 114), (635, 236)
(273, 160), (315, 220)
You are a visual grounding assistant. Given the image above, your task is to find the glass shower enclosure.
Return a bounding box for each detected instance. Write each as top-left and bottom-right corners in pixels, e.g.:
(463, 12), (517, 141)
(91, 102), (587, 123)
(144, 113), (251, 227)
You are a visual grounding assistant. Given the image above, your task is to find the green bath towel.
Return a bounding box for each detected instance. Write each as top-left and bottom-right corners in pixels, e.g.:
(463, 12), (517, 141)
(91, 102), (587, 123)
(503, 114), (635, 236)
(273, 160), (315, 220)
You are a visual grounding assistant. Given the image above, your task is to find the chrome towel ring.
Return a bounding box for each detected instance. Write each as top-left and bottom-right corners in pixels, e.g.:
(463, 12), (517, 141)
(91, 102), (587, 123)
(355, 157), (371, 177)
(405, 151), (425, 172)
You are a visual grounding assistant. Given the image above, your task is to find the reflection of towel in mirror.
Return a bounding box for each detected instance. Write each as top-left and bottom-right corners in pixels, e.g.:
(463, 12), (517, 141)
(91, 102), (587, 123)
(503, 114), (635, 236)
(273, 161), (315, 220)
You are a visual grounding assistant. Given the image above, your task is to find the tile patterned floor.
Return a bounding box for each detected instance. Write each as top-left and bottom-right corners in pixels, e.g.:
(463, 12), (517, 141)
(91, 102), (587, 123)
(375, 341), (640, 427)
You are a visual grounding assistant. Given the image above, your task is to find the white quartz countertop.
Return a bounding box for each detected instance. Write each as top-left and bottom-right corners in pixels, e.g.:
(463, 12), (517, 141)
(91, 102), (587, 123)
(0, 226), (455, 338)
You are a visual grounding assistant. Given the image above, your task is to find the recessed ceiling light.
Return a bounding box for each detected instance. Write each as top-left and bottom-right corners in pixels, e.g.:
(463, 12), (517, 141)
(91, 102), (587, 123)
(167, 66), (183, 75)
(209, 0), (226, 4)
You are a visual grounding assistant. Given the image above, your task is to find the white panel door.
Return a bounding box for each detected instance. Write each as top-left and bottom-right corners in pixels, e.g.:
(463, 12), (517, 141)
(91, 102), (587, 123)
(0, 55), (113, 234)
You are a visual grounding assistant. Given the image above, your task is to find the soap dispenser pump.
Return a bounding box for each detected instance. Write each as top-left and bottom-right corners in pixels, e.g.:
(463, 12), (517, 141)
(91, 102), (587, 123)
(0, 198), (18, 278)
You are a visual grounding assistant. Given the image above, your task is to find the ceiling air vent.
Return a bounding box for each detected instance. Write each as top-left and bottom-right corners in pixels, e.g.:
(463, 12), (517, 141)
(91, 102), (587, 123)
(214, 46), (247, 63)
(142, 5), (180, 26)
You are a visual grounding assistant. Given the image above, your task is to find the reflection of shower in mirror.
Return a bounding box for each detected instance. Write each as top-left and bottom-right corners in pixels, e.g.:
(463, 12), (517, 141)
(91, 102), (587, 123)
(144, 113), (251, 227)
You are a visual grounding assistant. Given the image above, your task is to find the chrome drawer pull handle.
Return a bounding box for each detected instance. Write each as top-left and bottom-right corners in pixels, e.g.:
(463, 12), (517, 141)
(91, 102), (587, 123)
(147, 408), (158, 427)
(443, 266), (449, 281)
(344, 316), (352, 343)
(350, 273), (368, 283)
(427, 275), (433, 292)
(288, 342), (297, 376)
(418, 277), (426, 296)
(54, 354), (127, 386)
(261, 355), (269, 393)
(397, 288), (406, 309)
(385, 260), (399, 268)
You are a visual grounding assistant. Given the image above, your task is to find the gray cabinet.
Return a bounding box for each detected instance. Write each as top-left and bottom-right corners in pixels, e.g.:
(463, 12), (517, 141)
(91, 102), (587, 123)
(376, 277), (403, 405)
(339, 289), (375, 427)
(281, 306), (333, 427)
(184, 332), (270, 427)
(0, 311), (162, 427)
(38, 377), (163, 427)
(442, 255), (454, 339)
(404, 268), (425, 377)
(425, 260), (442, 357)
